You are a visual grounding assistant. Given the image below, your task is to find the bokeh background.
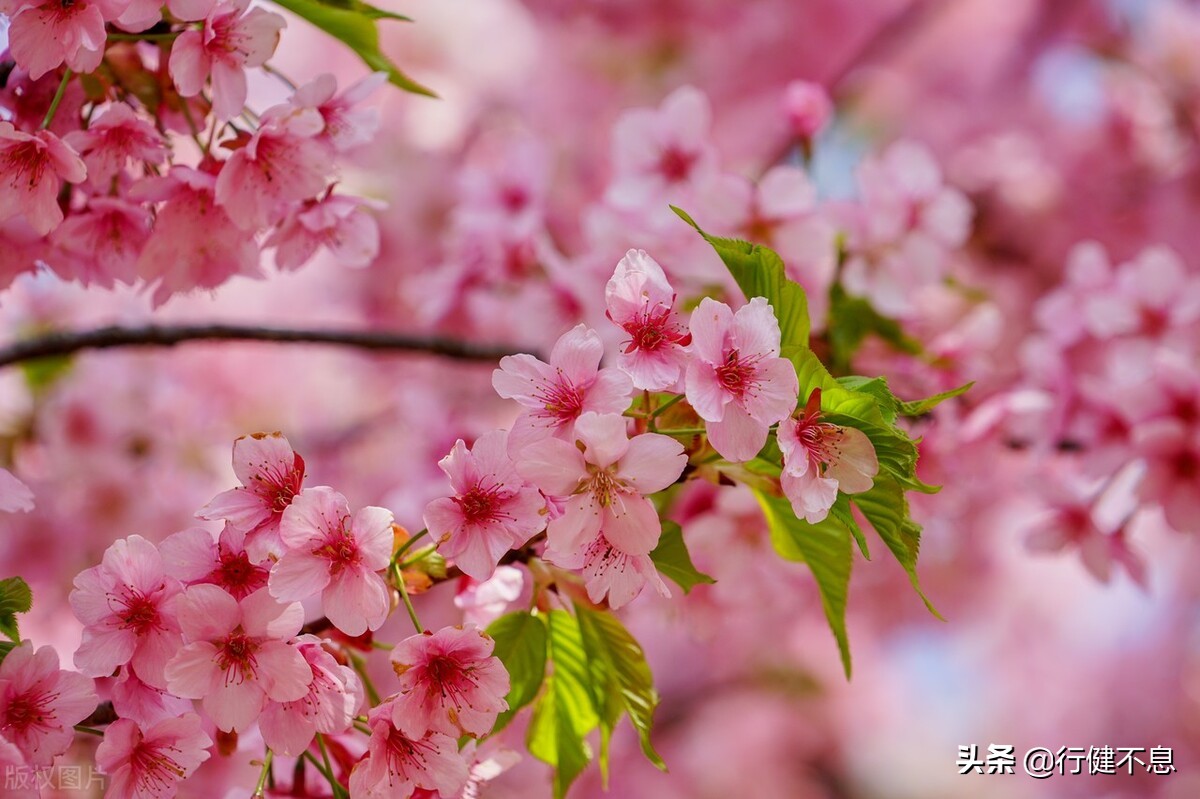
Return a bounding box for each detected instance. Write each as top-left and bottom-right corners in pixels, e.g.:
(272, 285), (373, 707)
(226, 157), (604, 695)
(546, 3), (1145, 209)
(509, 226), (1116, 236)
(3, 0), (1200, 797)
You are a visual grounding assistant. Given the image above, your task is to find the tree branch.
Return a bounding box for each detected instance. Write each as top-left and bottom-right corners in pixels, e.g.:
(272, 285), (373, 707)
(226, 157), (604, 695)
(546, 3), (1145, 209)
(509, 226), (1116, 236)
(0, 324), (533, 368)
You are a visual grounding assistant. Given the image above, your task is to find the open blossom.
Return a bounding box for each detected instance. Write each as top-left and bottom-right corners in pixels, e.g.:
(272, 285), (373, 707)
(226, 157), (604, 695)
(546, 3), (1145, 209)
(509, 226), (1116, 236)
(270, 487), (394, 637)
(423, 430), (547, 581)
(64, 104), (168, 189)
(453, 566), (524, 628)
(685, 297), (799, 462)
(0, 468), (33, 513)
(214, 113), (331, 231)
(781, 80), (832, 139)
(1134, 418), (1200, 533)
(518, 412), (686, 556)
(259, 637), (362, 756)
(548, 532), (671, 609)
(607, 85), (718, 211)
(605, 249), (692, 390)
(0, 122), (87, 236)
(285, 72), (388, 152)
(133, 166), (261, 305)
(267, 194), (383, 270)
(168, 0), (286, 120)
(163, 585), (310, 732)
(4, 0), (123, 79)
(389, 625), (509, 739)
(0, 642), (98, 767)
(159, 524), (270, 600)
(110, 669), (193, 727)
(349, 696), (469, 799)
(492, 324), (633, 456)
(95, 714), (212, 799)
(52, 198), (151, 287)
(197, 432), (306, 561)
(776, 390), (879, 523)
(70, 535), (183, 690)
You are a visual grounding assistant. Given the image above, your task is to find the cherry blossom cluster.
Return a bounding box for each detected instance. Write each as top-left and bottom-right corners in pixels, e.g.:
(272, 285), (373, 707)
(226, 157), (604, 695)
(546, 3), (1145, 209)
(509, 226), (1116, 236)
(0, 0), (384, 301)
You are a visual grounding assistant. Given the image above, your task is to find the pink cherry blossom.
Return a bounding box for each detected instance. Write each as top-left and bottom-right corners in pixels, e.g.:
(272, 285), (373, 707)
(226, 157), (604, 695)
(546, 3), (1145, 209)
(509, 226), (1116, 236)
(51, 198), (151, 287)
(548, 531), (671, 609)
(159, 524), (270, 600)
(95, 714), (212, 799)
(64, 104), (168, 189)
(0, 468), (33, 513)
(267, 194), (383, 271)
(270, 487), (394, 637)
(0, 642), (98, 767)
(388, 625), (509, 739)
(197, 432), (306, 561)
(453, 566), (524, 628)
(423, 430), (547, 581)
(685, 297), (799, 462)
(492, 324), (633, 456)
(1134, 418), (1200, 533)
(517, 412), (686, 555)
(776, 390), (879, 523)
(163, 585), (310, 732)
(285, 72), (388, 152)
(214, 115), (331, 231)
(0, 122), (86, 236)
(110, 669), (193, 727)
(781, 80), (832, 139)
(604, 249), (692, 390)
(5, 0), (123, 79)
(168, 0), (286, 121)
(349, 696), (469, 799)
(132, 166), (261, 305)
(70, 535), (183, 690)
(259, 637), (362, 756)
(607, 85), (718, 211)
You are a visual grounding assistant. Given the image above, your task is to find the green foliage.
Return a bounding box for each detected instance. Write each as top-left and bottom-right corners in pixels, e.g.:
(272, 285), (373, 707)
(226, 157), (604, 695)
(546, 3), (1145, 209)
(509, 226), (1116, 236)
(649, 521), (715, 594)
(0, 576), (32, 642)
(755, 490), (853, 677)
(523, 606), (664, 797)
(487, 611), (548, 734)
(270, 0), (435, 96)
(674, 206), (970, 678)
(0, 639), (13, 666)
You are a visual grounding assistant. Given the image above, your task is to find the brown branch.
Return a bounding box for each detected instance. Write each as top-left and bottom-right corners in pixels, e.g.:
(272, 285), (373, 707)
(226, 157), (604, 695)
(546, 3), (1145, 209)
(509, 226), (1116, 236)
(0, 324), (534, 368)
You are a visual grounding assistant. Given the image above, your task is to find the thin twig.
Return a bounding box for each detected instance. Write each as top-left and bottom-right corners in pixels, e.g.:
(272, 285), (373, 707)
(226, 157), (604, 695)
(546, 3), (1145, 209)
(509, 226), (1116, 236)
(0, 324), (534, 368)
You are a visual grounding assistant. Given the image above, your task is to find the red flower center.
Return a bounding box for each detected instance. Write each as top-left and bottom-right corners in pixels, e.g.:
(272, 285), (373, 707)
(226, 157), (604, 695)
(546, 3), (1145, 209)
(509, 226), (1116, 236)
(112, 588), (162, 633)
(216, 633), (259, 683)
(714, 350), (756, 397)
(658, 146), (697, 183)
(455, 484), (504, 525)
(537, 376), (586, 419)
(3, 692), (49, 734)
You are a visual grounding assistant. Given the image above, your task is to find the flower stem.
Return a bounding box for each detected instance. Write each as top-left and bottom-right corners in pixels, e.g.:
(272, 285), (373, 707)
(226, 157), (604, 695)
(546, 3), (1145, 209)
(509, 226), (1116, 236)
(315, 734), (348, 799)
(391, 562), (425, 634)
(391, 528), (429, 563)
(650, 393), (685, 419)
(73, 725), (104, 737)
(107, 31), (181, 42)
(252, 750), (274, 798)
(659, 427), (707, 436)
(347, 651), (381, 705)
(40, 69), (72, 130)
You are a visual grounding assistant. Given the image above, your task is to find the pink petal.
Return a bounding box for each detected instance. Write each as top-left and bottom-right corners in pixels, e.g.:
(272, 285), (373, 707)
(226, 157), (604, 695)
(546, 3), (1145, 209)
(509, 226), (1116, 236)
(515, 437), (587, 496)
(176, 584), (240, 642)
(322, 569), (389, 636)
(268, 551), (331, 602)
(688, 297), (734, 364)
(574, 412), (630, 468)
(240, 588), (304, 640)
(706, 404), (769, 462)
(164, 641), (220, 698)
(256, 640), (312, 703)
(602, 494), (661, 555)
(617, 433), (687, 494)
(548, 324), (604, 385)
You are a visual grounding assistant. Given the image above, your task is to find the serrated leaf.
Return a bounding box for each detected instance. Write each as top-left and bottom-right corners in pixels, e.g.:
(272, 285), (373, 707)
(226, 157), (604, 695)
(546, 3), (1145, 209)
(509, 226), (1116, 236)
(672, 206), (811, 347)
(850, 477), (943, 619)
(836, 375), (900, 423)
(270, 0), (435, 96)
(755, 491), (853, 678)
(649, 522), (715, 594)
(528, 611), (598, 799)
(896, 382), (974, 416)
(487, 611), (548, 734)
(574, 604), (667, 780)
(829, 494), (870, 559)
(0, 576), (32, 642)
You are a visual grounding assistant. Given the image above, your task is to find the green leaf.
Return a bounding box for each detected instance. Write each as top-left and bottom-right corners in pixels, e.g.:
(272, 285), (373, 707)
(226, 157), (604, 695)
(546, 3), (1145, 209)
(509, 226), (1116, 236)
(896, 382), (974, 417)
(0, 576), (32, 642)
(829, 494), (870, 560)
(270, 0), (435, 96)
(649, 521), (715, 594)
(0, 639), (13, 665)
(487, 611), (548, 734)
(528, 611), (598, 799)
(851, 477), (943, 619)
(574, 604), (667, 779)
(826, 284), (924, 370)
(672, 206), (811, 347)
(755, 491), (853, 678)
(835, 375), (900, 423)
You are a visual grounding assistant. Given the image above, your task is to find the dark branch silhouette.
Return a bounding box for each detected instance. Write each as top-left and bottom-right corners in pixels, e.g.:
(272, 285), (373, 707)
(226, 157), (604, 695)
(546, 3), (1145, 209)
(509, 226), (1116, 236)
(0, 324), (533, 368)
